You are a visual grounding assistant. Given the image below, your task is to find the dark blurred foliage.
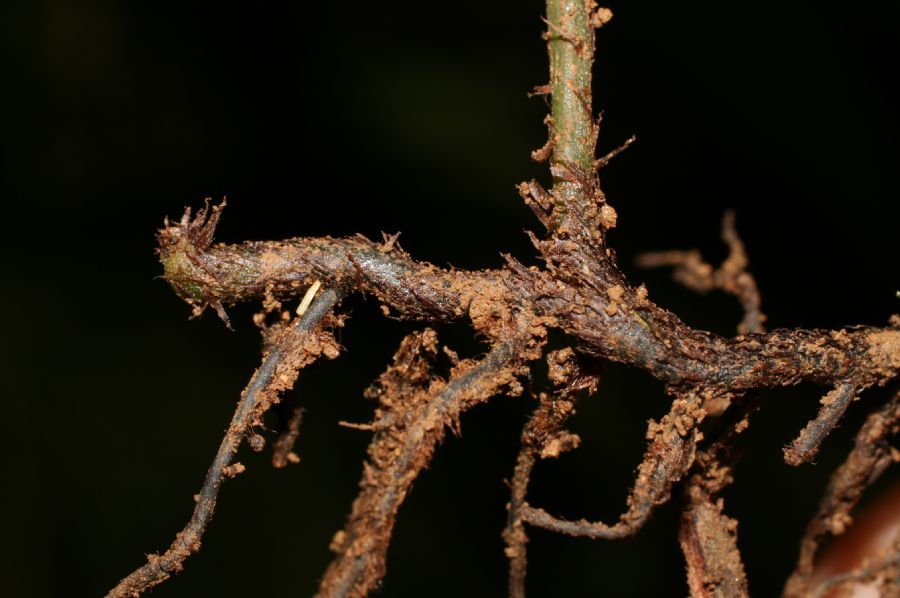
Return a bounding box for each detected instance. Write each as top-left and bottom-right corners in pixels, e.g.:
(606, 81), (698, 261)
(1, 1), (898, 596)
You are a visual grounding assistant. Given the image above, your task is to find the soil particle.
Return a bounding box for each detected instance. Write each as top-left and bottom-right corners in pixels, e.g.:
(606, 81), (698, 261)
(540, 433), (581, 458)
(223, 463), (245, 478)
(606, 284), (624, 316)
(599, 204), (617, 229)
(248, 434), (265, 452)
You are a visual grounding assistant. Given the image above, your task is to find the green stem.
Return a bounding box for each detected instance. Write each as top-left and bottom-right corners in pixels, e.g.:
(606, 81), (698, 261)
(546, 0), (595, 194)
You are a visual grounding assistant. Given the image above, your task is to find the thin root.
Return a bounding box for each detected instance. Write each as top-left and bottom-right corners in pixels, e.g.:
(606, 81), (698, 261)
(636, 210), (765, 335)
(106, 288), (343, 598)
(784, 382), (860, 467)
(784, 387), (900, 597)
(520, 391), (704, 540)
(503, 349), (598, 598)
(317, 329), (532, 598)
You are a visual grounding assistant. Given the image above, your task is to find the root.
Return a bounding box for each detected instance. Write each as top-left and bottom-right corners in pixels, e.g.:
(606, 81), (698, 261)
(317, 329), (534, 598)
(519, 391), (704, 540)
(107, 288), (343, 597)
(503, 349), (598, 597)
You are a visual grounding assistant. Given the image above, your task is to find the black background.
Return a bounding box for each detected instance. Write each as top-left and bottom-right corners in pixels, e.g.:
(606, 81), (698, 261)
(2, 1), (898, 596)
